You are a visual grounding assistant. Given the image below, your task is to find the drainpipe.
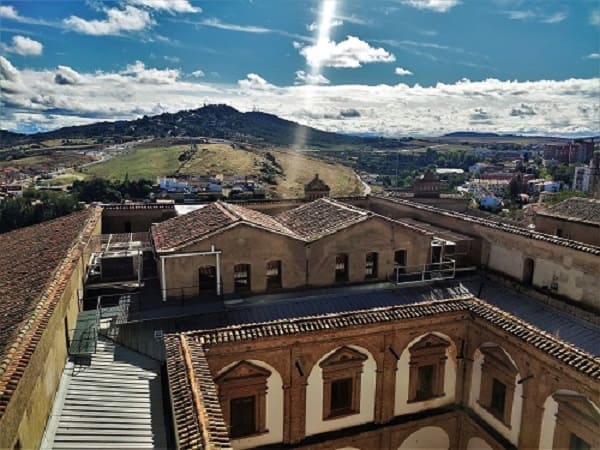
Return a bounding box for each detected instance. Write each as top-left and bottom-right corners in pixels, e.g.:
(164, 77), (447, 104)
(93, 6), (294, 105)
(159, 247), (222, 302)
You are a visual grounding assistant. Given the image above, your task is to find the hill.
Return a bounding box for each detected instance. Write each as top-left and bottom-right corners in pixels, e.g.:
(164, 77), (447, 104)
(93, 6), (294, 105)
(1, 104), (383, 149)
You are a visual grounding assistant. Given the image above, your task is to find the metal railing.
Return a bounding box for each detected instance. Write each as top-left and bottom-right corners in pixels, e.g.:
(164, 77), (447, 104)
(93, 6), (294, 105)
(392, 258), (456, 284)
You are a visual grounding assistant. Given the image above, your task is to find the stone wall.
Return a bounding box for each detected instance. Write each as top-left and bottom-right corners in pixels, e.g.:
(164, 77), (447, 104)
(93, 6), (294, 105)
(534, 215), (600, 246)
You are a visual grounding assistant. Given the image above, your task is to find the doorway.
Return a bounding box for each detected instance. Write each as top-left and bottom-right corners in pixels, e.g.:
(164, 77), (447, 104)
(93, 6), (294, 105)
(523, 258), (535, 285)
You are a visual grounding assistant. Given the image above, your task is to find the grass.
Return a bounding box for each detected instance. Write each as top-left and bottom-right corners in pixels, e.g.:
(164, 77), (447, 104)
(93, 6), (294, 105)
(0, 153), (93, 171)
(81, 143), (364, 197)
(85, 146), (184, 180)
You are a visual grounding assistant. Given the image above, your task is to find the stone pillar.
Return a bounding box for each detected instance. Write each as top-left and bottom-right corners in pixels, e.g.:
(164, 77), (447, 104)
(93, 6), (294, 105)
(379, 333), (399, 423)
(517, 367), (547, 450)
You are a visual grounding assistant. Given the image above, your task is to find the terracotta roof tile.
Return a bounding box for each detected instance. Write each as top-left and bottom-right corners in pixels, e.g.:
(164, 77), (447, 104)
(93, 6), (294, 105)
(538, 198), (600, 226)
(164, 294), (600, 448)
(377, 195), (600, 255)
(276, 198), (371, 240)
(152, 202), (302, 252)
(0, 207), (101, 418)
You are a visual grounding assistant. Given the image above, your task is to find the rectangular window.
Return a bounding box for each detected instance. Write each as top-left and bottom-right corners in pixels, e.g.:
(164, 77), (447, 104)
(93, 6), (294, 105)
(570, 434), (591, 450)
(394, 250), (407, 274)
(330, 378), (353, 416)
(490, 378), (507, 418)
(335, 254), (349, 282)
(230, 396), (256, 438)
(234, 264), (251, 293)
(266, 260), (282, 290)
(198, 266), (217, 292)
(416, 364), (435, 401)
(365, 252), (378, 279)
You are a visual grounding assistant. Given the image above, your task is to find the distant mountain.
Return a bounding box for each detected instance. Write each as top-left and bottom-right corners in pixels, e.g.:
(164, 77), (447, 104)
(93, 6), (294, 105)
(443, 131), (503, 138)
(0, 104), (389, 149)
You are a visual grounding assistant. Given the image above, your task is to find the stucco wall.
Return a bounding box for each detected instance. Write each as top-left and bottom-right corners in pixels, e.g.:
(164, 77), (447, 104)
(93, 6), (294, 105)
(397, 426), (450, 449)
(305, 345), (377, 436)
(217, 360), (284, 450)
(0, 219), (100, 450)
(535, 215), (600, 246)
(468, 347), (523, 446)
(394, 333), (457, 416)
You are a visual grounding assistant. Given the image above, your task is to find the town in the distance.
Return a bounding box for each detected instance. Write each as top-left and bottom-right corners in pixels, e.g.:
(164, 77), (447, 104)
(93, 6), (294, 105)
(0, 0), (599, 449)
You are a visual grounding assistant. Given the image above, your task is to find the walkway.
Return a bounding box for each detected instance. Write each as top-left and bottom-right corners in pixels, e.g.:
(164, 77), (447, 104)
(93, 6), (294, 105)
(42, 336), (169, 449)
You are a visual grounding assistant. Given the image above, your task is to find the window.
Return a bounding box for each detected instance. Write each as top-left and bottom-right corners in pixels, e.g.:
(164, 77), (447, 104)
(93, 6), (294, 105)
(215, 361), (270, 439)
(320, 347), (367, 420)
(407, 334), (449, 403)
(551, 393), (598, 450)
(478, 346), (517, 426)
(266, 260), (282, 290)
(335, 254), (349, 282)
(490, 378), (507, 418)
(230, 396), (256, 438)
(394, 250), (407, 273)
(330, 378), (353, 417)
(570, 434), (591, 450)
(234, 264), (251, 293)
(198, 266), (217, 293)
(365, 252), (378, 279)
(416, 364), (435, 401)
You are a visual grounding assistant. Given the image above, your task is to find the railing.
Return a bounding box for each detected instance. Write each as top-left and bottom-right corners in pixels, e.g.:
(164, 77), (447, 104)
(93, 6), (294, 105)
(392, 258), (456, 284)
(68, 326), (97, 356)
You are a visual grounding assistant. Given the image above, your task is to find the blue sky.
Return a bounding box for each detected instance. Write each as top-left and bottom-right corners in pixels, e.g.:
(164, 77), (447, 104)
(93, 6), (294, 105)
(0, 0), (599, 136)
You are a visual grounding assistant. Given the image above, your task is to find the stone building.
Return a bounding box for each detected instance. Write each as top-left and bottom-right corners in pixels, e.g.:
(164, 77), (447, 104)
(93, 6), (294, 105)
(151, 198), (441, 300)
(0, 208), (102, 450)
(534, 198), (600, 246)
(1, 195), (599, 450)
(304, 174), (331, 201)
(164, 293), (598, 450)
(413, 169), (441, 198)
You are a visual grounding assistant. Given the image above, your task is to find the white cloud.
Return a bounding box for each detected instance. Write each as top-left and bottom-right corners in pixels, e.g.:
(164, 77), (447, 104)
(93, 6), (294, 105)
(128, 0), (200, 14)
(506, 9), (568, 24)
(585, 53), (600, 59)
(64, 6), (154, 36)
(400, 0), (459, 13)
(164, 55), (180, 63)
(1, 57), (598, 137)
(238, 73), (277, 90)
(0, 5), (19, 20)
(197, 18), (271, 33)
(299, 35), (395, 68)
(591, 10), (600, 27)
(120, 60), (180, 84)
(307, 18), (342, 32)
(395, 67), (413, 76)
(191, 69), (205, 77)
(295, 70), (330, 85)
(3, 35), (43, 56)
(542, 12), (567, 24)
(54, 65), (82, 85)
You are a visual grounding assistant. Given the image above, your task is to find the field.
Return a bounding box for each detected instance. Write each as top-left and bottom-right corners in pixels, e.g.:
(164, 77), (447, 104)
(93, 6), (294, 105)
(0, 152), (95, 171)
(83, 142), (363, 198)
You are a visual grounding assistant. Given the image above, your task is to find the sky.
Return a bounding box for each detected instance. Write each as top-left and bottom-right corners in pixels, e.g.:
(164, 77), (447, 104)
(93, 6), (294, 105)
(0, 0), (599, 136)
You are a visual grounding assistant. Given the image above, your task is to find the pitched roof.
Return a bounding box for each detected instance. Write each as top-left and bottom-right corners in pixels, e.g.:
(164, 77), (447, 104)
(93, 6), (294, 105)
(276, 197), (372, 241)
(152, 202), (300, 252)
(0, 207), (101, 418)
(538, 198), (600, 226)
(164, 294), (599, 449)
(377, 195), (600, 255)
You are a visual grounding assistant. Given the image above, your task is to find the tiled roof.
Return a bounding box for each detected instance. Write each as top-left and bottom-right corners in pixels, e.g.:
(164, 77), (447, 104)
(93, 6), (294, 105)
(0, 207), (101, 418)
(152, 202), (301, 252)
(165, 294), (599, 448)
(538, 198), (600, 226)
(376, 195), (600, 255)
(164, 334), (232, 450)
(276, 198), (372, 241)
